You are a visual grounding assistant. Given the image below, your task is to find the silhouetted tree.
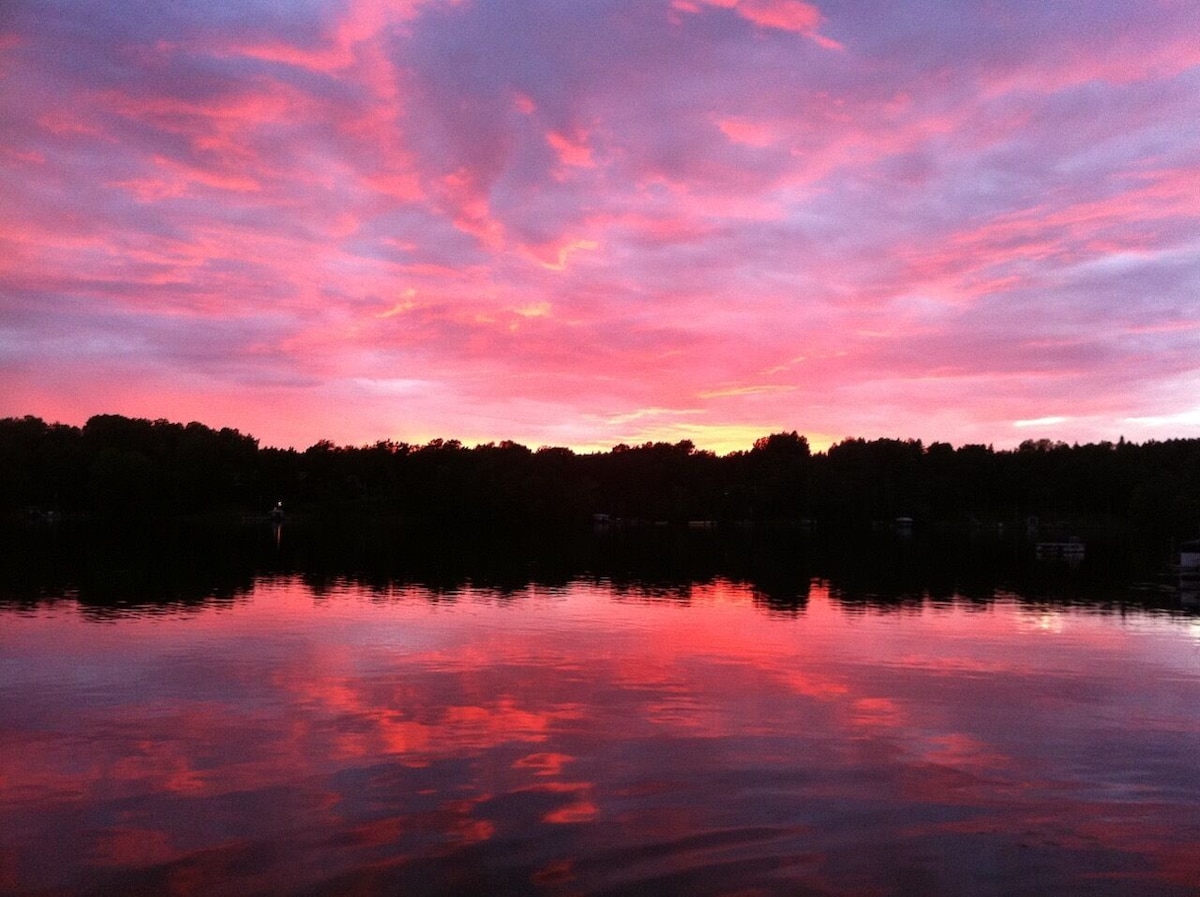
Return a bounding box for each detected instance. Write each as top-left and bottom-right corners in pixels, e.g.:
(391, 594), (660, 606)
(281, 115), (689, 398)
(2, 414), (1198, 539)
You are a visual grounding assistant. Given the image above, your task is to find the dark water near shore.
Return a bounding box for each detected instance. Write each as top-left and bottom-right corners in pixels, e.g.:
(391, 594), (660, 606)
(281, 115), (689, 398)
(2, 523), (1198, 896)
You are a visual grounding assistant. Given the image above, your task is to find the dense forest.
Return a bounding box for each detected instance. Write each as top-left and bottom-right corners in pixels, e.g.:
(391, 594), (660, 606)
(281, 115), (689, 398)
(2, 414), (1199, 538)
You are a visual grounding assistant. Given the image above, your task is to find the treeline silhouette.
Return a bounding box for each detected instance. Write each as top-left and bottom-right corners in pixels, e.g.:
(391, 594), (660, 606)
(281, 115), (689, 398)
(2, 414), (1199, 536)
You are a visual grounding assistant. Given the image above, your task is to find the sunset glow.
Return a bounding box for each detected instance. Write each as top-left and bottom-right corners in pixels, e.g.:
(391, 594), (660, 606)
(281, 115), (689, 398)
(2, 1), (1198, 451)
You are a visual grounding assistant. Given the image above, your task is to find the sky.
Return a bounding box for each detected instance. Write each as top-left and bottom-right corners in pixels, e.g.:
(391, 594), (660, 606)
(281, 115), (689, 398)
(2, 0), (1199, 453)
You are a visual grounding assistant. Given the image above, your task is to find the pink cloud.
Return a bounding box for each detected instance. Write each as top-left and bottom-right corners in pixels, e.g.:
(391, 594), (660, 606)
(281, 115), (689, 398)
(716, 117), (776, 148)
(733, 0), (842, 47)
(545, 129), (596, 169)
(681, 0), (841, 47)
(228, 0), (432, 74)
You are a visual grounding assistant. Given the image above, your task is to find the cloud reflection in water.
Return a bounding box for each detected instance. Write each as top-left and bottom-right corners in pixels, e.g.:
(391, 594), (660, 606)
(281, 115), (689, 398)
(2, 576), (1199, 895)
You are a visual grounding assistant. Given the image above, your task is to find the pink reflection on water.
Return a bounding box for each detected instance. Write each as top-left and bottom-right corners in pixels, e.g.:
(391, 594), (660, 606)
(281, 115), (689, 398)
(2, 577), (1200, 894)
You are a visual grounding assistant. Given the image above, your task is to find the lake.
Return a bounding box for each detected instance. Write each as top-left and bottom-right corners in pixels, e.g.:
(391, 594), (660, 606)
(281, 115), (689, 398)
(2, 524), (1199, 896)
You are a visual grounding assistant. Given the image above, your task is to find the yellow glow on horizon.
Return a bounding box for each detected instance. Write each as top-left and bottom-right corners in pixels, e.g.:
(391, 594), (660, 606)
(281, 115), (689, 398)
(540, 239), (598, 271)
(377, 288), (418, 318)
(514, 302), (552, 318)
(1014, 416), (1070, 428)
(697, 384), (796, 399)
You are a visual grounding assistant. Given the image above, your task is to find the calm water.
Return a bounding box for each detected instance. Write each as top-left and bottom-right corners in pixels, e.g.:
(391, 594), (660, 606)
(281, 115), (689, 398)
(2, 527), (1200, 896)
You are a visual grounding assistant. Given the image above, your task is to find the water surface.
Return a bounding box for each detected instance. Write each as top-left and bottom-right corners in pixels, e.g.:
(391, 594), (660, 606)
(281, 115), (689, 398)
(3, 530), (1199, 896)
